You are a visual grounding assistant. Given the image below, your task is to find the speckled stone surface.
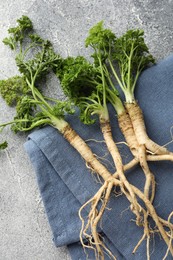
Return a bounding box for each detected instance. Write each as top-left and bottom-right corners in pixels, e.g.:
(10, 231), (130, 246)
(0, 1), (173, 259)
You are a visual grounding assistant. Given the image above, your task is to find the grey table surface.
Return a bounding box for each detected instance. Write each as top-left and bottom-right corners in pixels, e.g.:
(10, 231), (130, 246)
(0, 0), (173, 259)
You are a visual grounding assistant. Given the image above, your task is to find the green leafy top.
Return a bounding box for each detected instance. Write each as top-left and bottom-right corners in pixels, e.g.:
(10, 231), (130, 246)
(3, 16), (61, 83)
(15, 36), (61, 82)
(54, 21), (127, 124)
(110, 29), (155, 102)
(85, 21), (116, 65)
(3, 16), (33, 50)
(0, 76), (30, 106)
(55, 55), (104, 124)
(0, 141), (8, 150)
(85, 22), (155, 103)
(56, 53), (124, 124)
(81, 22), (125, 120)
(0, 75), (51, 133)
(57, 56), (100, 99)
(0, 16), (75, 147)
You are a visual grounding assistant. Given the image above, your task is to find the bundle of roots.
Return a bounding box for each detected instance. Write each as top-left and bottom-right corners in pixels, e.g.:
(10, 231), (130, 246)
(76, 102), (173, 260)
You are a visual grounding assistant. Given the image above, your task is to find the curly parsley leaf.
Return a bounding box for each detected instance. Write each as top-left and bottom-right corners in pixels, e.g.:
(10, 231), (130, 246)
(3, 16), (33, 50)
(1, 16), (73, 139)
(0, 76), (30, 106)
(0, 141), (8, 150)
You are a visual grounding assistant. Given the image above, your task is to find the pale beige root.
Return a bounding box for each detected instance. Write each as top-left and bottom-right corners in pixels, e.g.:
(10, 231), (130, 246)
(62, 124), (112, 181)
(125, 102), (171, 155)
(79, 178), (119, 260)
(79, 175), (142, 260)
(79, 176), (144, 259)
(122, 157), (139, 172)
(129, 183), (173, 256)
(147, 154), (173, 162)
(80, 172), (173, 259)
(79, 175), (155, 260)
(60, 123), (173, 258)
(134, 211), (173, 260)
(61, 123), (142, 258)
(91, 181), (115, 260)
(118, 108), (173, 162)
(133, 209), (151, 260)
(133, 175), (156, 259)
(118, 110), (139, 157)
(163, 212), (173, 260)
(159, 216), (173, 230)
(131, 184), (173, 258)
(113, 158), (139, 179)
(100, 119), (142, 224)
(138, 144), (156, 201)
(118, 111), (156, 227)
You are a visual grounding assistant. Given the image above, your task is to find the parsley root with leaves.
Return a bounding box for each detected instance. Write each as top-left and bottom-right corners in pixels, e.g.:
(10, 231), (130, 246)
(1, 16), (173, 260)
(55, 21), (173, 259)
(0, 16), (117, 183)
(85, 22), (173, 258)
(56, 55), (143, 259)
(83, 21), (155, 224)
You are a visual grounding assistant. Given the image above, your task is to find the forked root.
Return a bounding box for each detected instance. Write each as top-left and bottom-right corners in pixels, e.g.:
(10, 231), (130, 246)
(100, 119), (142, 224)
(131, 184), (173, 257)
(138, 144), (156, 201)
(133, 208), (151, 259)
(133, 210), (173, 260)
(79, 175), (148, 259)
(66, 109), (173, 259)
(163, 212), (173, 260)
(125, 102), (172, 156)
(79, 179), (116, 259)
(79, 174), (173, 259)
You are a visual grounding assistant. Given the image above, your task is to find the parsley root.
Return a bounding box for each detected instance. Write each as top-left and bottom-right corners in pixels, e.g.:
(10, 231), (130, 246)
(1, 16), (173, 260)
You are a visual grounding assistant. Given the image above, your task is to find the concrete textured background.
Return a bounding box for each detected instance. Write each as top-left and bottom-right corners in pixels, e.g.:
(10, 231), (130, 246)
(0, 0), (173, 259)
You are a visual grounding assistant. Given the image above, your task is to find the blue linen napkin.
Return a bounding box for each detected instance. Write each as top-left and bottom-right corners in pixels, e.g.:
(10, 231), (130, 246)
(24, 55), (173, 260)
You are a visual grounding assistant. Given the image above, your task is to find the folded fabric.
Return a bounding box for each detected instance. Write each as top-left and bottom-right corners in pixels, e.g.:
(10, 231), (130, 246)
(24, 55), (173, 260)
